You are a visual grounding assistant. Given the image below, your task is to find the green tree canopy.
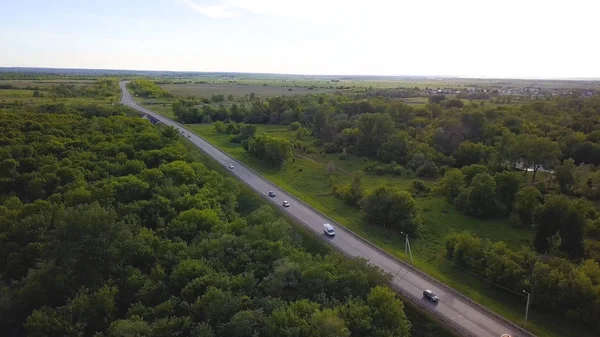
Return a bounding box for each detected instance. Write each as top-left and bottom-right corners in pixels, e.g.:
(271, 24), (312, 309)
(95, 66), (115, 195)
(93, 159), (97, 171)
(246, 133), (293, 168)
(436, 168), (465, 201)
(535, 194), (585, 257)
(456, 172), (498, 217)
(513, 186), (542, 226)
(359, 186), (422, 235)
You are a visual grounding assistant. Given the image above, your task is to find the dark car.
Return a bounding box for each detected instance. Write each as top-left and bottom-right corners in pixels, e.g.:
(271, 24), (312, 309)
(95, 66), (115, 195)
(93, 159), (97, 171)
(268, 191), (276, 197)
(423, 289), (439, 302)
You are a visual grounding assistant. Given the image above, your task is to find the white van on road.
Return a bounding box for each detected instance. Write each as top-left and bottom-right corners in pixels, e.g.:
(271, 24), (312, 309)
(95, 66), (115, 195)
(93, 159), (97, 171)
(323, 224), (335, 236)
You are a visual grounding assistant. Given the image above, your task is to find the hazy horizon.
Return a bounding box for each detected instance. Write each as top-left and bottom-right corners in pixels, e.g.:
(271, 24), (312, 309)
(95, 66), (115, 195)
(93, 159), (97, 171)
(2, 0), (599, 79)
(4, 66), (600, 82)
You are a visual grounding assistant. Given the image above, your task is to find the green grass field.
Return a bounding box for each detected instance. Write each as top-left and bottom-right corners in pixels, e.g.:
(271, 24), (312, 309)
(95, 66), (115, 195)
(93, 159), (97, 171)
(0, 81), (120, 112)
(159, 76), (600, 91)
(0, 91), (117, 105)
(162, 78), (442, 90)
(0, 89), (40, 99)
(138, 100), (175, 118)
(160, 82), (338, 98)
(180, 123), (595, 337)
(0, 79), (98, 88)
(401, 97), (430, 105)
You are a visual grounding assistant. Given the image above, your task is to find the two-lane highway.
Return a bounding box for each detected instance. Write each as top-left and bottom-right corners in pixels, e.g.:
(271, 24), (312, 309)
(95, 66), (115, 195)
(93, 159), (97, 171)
(120, 81), (528, 337)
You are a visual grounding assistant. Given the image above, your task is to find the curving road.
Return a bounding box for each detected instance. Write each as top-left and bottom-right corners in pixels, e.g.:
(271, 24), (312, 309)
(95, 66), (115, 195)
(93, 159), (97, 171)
(120, 81), (529, 337)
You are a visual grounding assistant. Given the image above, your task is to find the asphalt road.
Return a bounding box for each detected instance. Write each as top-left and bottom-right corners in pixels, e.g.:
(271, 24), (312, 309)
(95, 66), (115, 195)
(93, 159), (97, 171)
(120, 81), (522, 337)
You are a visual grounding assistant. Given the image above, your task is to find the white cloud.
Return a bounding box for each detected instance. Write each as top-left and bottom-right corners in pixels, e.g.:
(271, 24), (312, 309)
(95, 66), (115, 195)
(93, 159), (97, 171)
(180, 0), (239, 18)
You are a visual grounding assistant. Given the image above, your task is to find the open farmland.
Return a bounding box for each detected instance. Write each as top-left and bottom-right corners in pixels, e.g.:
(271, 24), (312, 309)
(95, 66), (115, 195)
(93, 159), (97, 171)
(0, 79), (98, 88)
(160, 76), (600, 91)
(160, 82), (339, 98)
(0, 78), (120, 110)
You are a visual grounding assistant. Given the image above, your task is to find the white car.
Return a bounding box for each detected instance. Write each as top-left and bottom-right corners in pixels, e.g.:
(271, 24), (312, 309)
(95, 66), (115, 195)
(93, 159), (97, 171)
(282, 200), (290, 207)
(228, 164), (234, 169)
(323, 224), (335, 236)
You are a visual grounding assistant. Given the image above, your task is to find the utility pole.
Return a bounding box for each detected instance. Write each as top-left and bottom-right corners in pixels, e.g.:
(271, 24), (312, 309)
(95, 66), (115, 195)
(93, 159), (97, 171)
(530, 273), (535, 306)
(400, 231), (414, 265)
(523, 290), (531, 326)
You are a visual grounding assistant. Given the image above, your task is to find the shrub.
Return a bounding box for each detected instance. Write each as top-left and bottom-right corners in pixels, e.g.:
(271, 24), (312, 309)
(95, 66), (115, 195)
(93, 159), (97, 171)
(512, 186), (541, 226)
(213, 121), (226, 133)
(457, 173), (499, 217)
(436, 168), (465, 201)
(305, 147), (316, 154)
(359, 186), (422, 235)
(461, 164), (488, 184)
(391, 165), (405, 176)
(324, 142), (341, 154)
(295, 127), (309, 140)
(416, 160), (438, 177)
(411, 180), (431, 194)
(361, 162), (405, 176)
(246, 133), (293, 168)
(231, 124), (257, 143)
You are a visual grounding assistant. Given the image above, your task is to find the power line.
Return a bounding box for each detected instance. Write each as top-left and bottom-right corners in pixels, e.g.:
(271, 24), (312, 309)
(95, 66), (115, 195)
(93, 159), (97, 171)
(441, 256), (528, 298)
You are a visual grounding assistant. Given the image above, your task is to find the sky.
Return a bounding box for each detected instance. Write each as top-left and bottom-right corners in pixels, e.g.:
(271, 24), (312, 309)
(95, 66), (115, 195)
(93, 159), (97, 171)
(1, 0), (599, 78)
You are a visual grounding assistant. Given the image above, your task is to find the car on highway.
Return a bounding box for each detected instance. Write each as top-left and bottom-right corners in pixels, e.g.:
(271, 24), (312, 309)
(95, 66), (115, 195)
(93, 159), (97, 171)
(119, 81), (530, 337)
(268, 191), (276, 197)
(282, 200), (290, 207)
(229, 164), (234, 169)
(187, 135), (191, 138)
(323, 224), (335, 236)
(423, 289), (439, 303)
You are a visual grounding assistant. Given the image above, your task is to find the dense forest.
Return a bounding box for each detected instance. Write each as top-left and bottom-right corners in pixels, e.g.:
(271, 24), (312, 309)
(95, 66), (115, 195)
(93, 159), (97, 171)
(127, 79), (172, 99)
(169, 90), (600, 331)
(0, 100), (459, 337)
